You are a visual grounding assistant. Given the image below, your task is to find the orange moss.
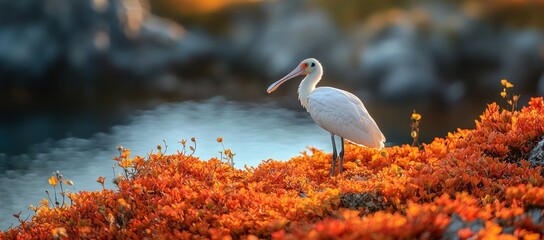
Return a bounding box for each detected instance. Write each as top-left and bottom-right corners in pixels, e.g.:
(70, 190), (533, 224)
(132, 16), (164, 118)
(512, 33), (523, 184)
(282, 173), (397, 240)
(2, 98), (544, 239)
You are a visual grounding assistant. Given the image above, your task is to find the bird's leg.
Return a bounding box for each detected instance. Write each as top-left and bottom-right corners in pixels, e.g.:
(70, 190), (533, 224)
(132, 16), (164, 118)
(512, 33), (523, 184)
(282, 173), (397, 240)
(331, 134), (337, 176)
(339, 137), (345, 174)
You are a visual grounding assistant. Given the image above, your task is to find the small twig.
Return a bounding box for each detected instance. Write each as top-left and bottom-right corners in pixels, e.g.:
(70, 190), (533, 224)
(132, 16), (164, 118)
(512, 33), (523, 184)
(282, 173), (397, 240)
(56, 171), (66, 207)
(188, 137), (197, 157)
(162, 139), (168, 155)
(179, 139), (187, 155)
(45, 190), (53, 208)
(411, 110), (422, 147)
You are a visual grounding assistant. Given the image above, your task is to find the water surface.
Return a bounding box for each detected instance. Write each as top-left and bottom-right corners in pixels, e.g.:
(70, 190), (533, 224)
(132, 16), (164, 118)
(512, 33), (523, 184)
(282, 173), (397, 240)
(0, 98), (332, 230)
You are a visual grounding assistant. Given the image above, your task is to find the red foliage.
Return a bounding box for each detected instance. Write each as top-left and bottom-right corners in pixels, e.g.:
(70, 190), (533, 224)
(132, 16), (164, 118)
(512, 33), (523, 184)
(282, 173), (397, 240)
(2, 98), (544, 239)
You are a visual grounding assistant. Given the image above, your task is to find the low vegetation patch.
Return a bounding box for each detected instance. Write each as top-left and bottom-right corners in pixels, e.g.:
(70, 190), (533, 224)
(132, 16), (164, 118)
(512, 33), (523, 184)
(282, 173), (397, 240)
(2, 81), (544, 239)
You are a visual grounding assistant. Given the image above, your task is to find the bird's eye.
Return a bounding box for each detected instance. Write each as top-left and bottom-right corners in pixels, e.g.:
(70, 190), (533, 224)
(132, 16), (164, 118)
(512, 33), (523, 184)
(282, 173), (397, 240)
(311, 63), (315, 67)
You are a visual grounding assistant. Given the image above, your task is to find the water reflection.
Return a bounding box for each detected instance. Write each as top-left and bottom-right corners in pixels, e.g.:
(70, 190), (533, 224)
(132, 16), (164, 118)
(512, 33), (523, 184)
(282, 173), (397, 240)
(0, 98), (332, 230)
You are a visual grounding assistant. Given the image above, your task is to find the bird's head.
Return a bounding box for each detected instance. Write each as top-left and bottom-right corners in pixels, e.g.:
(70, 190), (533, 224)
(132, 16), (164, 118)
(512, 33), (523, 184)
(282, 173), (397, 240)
(267, 58), (321, 93)
(298, 58), (320, 75)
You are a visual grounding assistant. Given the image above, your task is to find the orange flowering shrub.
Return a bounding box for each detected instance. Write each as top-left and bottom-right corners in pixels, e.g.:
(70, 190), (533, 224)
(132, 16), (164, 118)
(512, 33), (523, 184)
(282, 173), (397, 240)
(3, 97), (544, 239)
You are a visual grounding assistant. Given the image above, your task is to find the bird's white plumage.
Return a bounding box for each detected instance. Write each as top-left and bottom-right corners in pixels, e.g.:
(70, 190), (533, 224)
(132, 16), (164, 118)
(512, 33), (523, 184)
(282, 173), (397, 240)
(267, 57), (385, 176)
(308, 87), (385, 149)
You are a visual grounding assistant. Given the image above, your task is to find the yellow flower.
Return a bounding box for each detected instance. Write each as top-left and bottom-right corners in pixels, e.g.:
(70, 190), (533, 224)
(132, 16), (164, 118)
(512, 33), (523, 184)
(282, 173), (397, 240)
(119, 158), (133, 168)
(224, 149), (235, 158)
(51, 227), (67, 239)
(96, 176), (105, 185)
(48, 176), (58, 186)
(118, 198), (130, 209)
(501, 79), (514, 88)
(500, 91), (507, 98)
(523, 233), (540, 240)
(120, 149), (131, 159)
(411, 111), (422, 121)
(106, 212), (115, 225)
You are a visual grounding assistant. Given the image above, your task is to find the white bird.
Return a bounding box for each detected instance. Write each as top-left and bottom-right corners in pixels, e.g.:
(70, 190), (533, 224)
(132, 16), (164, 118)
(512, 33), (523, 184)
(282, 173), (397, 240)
(267, 58), (386, 176)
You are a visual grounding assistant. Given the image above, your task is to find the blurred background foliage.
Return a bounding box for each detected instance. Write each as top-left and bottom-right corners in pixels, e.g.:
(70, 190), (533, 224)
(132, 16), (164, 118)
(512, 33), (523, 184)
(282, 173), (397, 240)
(1, 0), (544, 153)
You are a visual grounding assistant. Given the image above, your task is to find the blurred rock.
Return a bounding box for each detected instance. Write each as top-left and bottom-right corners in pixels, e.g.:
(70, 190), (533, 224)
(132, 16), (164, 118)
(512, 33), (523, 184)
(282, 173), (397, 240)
(492, 30), (544, 91)
(0, 0), (214, 108)
(359, 37), (437, 100)
(443, 214), (485, 240)
(339, 191), (390, 214)
(2, 0), (544, 108)
(352, 6), (458, 102)
(218, 2), (470, 103)
(225, 0), (342, 78)
(538, 73), (544, 96)
(528, 138), (544, 167)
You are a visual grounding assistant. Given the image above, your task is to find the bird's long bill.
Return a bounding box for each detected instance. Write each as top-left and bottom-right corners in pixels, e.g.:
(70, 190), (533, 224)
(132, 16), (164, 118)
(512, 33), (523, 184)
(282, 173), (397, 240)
(266, 65), (304, 93)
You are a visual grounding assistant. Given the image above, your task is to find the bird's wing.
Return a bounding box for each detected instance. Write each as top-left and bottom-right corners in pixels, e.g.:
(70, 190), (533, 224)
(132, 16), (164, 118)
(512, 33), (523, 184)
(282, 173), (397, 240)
(308, 87), (385, 149)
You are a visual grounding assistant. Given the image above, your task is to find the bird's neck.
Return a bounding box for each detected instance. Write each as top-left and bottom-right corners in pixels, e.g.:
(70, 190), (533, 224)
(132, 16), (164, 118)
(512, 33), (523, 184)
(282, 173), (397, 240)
(298, 67), (323, 110)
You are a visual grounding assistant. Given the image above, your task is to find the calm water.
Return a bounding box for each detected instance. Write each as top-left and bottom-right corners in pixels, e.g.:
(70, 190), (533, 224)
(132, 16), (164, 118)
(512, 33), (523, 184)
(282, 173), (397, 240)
(0, 98), (334, 230)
